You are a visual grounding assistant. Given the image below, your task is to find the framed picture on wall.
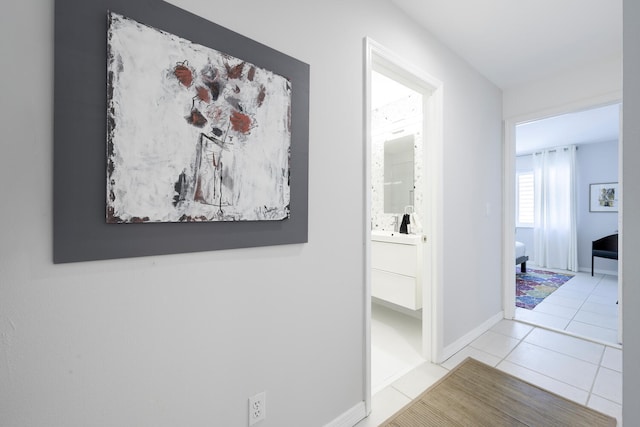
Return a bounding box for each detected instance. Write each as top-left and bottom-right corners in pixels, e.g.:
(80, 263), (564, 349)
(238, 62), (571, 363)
(53, 0), (310, 263)
(589, 182), (619, 212)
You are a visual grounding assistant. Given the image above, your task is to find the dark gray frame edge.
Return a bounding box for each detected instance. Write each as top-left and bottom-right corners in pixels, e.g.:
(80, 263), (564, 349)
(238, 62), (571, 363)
(54, 0), (309, 263)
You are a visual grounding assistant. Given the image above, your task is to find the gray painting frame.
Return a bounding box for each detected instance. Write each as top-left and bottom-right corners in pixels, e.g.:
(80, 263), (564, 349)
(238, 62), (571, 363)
(589, 182), (619, 213)
(54, 0), (309, 263)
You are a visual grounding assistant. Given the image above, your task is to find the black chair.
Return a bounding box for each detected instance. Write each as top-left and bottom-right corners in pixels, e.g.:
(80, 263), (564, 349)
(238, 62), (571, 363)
(592, 233), (618, 276)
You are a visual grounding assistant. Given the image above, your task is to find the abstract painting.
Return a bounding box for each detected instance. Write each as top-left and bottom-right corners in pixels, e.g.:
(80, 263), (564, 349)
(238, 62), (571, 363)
(589, 182), (619, 212)
(107, 11), (291, 223)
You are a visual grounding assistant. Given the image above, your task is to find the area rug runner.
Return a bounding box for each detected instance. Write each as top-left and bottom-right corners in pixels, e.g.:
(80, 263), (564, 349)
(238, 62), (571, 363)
(380, 357), (616, 426)
(516, 269), (574, 310)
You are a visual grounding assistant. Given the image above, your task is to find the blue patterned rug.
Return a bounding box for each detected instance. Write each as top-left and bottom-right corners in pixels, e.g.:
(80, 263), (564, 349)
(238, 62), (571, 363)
(516, 269), (574, 310)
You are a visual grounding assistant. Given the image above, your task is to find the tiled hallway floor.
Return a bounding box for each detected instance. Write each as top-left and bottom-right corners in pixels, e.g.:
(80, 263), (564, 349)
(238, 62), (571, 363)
(515, 267), (619, 345)
(359, 315), (622, 426)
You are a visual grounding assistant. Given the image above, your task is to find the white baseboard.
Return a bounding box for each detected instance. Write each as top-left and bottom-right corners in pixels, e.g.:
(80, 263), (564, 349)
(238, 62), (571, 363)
(323, 401), (367, 427)
(578, 267), (618, 277)
(440, 311), (504, 362)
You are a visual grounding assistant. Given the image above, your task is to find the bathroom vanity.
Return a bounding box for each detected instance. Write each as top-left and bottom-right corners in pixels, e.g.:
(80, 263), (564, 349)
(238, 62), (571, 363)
(371, 230), (424, 310)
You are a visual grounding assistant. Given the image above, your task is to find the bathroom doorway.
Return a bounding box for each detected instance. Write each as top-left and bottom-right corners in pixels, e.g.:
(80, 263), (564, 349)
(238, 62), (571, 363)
(363, 38), (444, 406)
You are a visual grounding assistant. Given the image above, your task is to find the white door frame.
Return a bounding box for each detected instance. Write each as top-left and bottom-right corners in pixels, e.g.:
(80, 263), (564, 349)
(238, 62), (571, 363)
(363, 37), (444, 414)
(617, 102), (623, 344)
(502, 93), (623, 328)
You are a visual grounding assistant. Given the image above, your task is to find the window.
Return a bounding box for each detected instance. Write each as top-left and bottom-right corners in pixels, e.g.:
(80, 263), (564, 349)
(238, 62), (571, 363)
(516, 172), (534, 227)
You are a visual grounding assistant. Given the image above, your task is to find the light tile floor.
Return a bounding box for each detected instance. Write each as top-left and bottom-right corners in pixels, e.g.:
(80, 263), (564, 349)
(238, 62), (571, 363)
(370, 303), (424, 394)
(358, 312), (622, 426)
(515, 267), (620, 345)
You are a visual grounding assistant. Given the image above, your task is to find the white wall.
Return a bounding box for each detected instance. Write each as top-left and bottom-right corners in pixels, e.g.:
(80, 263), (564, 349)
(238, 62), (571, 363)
(367, 10), (504, 355)
(623, 1), (640, 424)
(576, 141), (619, 273)
(0, 0), (503, 425)
(503, 55), (622, 120)
(425, 39), (503, 353)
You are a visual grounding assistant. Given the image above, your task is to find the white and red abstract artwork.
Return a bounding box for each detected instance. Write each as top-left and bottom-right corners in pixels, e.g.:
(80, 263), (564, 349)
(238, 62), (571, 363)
(107, 12), (291, 223)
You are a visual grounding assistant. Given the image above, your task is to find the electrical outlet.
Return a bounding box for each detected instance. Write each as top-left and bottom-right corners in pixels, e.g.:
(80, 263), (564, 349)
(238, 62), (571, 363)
(248, 391), (266, 425)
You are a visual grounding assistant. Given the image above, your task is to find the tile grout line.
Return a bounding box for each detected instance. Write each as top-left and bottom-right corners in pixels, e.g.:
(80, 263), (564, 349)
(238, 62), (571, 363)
(569, 273), (619, 339)
(489, 323), (536, 370)
(499, 322), (613, 402)
(585, 344), (608, 406)
(562, 274), (599, 335)
(372, 270), (619, 418)
(516, 270), (618, 346)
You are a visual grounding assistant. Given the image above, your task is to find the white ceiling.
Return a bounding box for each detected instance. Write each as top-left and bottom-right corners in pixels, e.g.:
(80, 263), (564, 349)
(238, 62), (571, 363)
(515, 103), (620, 155)
(389, 0), (622, 90)
(388, 0), (622, 152)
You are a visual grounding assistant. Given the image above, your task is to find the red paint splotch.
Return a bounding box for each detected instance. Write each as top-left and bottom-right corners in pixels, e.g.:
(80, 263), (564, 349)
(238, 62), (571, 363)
(247, 66), (256, 81)
(230, 111), (251, 134)
(225, 62), (244, 79)
(257, 85), (266, 107)
(194, 177), (204, 202)
(195, 86), (211, 103)
(174, 62), (193, 87)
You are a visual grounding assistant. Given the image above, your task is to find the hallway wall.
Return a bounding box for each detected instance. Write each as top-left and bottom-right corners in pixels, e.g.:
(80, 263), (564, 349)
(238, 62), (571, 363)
(0, 1), (502, 425)
(623, 1), (640, 423)
(503, 55), (622, 120)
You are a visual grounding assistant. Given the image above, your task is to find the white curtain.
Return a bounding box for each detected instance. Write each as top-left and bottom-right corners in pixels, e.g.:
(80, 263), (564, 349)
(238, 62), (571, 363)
(533, 145), (578, 271)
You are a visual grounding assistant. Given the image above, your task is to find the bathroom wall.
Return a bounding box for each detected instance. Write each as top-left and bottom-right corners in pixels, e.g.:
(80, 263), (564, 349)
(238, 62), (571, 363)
(371, 94), (424, 233)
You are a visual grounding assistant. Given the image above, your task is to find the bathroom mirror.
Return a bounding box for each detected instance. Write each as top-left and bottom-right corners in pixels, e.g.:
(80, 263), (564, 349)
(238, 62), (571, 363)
(384, 134), (414, 213)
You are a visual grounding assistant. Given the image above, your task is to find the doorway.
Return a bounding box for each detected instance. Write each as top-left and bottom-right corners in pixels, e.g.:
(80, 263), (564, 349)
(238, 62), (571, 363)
(503, 100), (623, 346)
(363, 38), (444, 410)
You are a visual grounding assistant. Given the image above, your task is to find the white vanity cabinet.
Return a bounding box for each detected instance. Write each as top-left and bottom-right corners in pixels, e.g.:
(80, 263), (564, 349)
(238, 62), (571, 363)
(371, 232), (423, 310)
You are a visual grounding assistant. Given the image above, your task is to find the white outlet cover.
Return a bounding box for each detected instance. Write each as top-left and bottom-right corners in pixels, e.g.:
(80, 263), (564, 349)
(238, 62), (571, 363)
(249, 391), (266, 426)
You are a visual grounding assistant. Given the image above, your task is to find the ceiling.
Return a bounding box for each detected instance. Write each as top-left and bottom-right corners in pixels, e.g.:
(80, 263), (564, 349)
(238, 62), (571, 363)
(516, 103), (620, 155)
(389, 0), (622, 90)
(388, 0), (623, 152)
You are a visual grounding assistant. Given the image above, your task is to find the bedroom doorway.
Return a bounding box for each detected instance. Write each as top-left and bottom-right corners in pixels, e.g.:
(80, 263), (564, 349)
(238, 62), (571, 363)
(504, 101), (622, 346)
(363, 37), (444, 412)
